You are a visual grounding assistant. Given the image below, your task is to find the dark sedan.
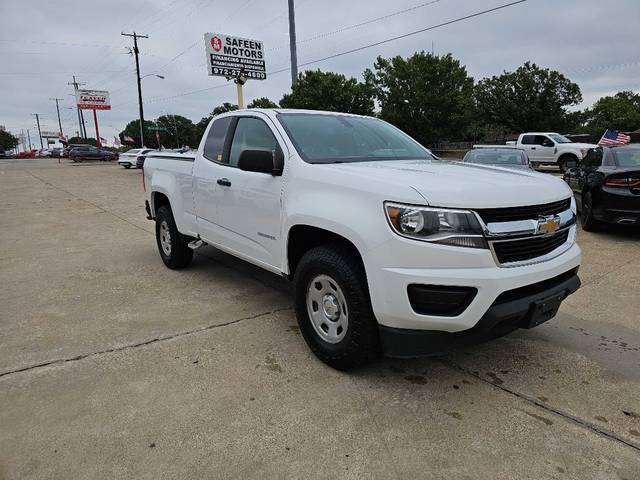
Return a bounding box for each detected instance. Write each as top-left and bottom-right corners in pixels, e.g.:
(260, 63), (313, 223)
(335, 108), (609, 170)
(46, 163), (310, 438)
(563, 145), (640, 230)
(69, 146), (117, 162)
(462, 147), (531, 170)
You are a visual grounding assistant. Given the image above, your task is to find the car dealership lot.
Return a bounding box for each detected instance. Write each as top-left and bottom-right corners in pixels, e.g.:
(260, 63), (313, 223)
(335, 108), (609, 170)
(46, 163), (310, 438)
(1, 158), (639, 479)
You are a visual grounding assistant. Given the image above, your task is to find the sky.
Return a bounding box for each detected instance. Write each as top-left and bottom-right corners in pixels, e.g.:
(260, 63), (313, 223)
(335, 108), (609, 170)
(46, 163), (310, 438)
(1, 0), (639, 146)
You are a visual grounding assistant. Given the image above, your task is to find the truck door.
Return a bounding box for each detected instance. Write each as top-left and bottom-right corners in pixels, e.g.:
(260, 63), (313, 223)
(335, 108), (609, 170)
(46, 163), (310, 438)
(535, 135), (556, 163)
(192, 115), (234, 242)
(520, 135), (540, 162)
(212, 115), (285, 271)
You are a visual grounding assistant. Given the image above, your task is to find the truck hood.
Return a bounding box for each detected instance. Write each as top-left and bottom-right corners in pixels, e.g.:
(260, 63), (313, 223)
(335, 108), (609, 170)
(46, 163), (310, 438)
(564, 142), (598, 149)
(328, 159), (572, 208)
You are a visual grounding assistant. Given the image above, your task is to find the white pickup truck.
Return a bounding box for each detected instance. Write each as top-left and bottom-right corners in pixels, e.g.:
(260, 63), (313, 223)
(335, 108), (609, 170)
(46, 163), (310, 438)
(507, 132), (598, 172)
(143, 109), (581, 370)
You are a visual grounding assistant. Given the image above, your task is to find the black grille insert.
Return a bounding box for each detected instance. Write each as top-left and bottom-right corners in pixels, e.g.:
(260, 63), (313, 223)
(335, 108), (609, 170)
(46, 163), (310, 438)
(492, 230), (570, 264)
(476, 198), (571, 223)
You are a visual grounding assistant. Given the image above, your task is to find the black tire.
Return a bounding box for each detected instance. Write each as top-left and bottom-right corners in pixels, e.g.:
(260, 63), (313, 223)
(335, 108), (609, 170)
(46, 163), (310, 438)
(124, 164), (131, 169)
(155, 205), (193, 269)
(558, 155), (576, 174)
(531, 162), (540, 170)
(294, 244), (380, 370)
(581, 191), (601, 232)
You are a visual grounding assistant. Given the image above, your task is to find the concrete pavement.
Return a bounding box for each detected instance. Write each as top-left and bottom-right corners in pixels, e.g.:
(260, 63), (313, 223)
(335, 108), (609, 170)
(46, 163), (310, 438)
(1, 158), (639, 479)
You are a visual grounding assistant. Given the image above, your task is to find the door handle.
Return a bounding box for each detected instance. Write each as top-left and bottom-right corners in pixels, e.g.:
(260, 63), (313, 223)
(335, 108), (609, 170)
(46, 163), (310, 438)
(531, 147), (536, 150)
(217, 178), (231, 187)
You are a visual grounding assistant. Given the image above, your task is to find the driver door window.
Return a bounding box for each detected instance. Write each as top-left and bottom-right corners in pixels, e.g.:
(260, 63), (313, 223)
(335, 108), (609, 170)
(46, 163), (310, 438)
(228, 117), (279, 167)
(535, 135), (555, 162)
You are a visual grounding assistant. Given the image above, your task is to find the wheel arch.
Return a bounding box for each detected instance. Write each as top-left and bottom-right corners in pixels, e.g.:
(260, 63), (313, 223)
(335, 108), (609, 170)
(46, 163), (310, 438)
(286, 224), (365, 280)
(558, 152), (579, 164)
(151, 190), (172, 217)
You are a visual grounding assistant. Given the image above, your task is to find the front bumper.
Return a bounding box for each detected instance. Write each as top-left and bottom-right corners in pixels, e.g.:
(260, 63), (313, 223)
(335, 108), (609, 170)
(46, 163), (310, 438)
(366, 229), (581, 333)
(379, 268), (580, 357)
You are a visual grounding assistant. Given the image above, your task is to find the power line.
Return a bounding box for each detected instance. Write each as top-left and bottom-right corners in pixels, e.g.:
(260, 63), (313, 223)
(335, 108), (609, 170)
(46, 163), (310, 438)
(268, 0), (444, 53)
(121, 0), (527, 108)
(292, 0), (527, 71)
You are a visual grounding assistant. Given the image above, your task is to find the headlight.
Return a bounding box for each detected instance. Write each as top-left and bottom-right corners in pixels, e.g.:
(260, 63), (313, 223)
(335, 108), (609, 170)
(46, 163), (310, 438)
(580, 148), (588, 158)
(385, 202), (488, 249)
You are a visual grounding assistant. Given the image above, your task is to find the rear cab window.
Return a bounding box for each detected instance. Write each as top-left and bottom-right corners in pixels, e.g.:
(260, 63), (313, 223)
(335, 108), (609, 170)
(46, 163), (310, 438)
(203, 117), (233, 162)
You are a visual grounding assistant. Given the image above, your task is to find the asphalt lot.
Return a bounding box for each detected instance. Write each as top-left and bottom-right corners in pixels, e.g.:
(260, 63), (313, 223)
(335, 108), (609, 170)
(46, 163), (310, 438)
(1, 158), (639, 479)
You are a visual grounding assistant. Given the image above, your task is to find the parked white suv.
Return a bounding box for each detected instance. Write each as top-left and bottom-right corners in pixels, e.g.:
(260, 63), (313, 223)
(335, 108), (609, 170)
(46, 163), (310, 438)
(510, 133), (597, 172)
(143, 109), (581, 370)
(118, 148), (153, 169)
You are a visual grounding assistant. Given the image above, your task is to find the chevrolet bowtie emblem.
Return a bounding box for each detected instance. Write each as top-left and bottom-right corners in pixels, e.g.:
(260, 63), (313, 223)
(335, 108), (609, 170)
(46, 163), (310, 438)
(537, 216), (561, 234)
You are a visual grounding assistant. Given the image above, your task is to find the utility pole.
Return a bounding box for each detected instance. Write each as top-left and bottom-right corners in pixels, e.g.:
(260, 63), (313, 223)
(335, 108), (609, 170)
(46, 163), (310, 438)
(50, 98), (64, 138)
(68, 76), (87, 138)
(33, 114), (44, 149)
(122, 31), (149, 147)
(288, 0), (298, 87)
(27, 129), (32, 150)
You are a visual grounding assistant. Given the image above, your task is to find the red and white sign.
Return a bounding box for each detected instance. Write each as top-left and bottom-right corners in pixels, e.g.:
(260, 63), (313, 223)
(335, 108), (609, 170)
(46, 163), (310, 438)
(76, 89), (111, 110)
(204, 32), (266, 80)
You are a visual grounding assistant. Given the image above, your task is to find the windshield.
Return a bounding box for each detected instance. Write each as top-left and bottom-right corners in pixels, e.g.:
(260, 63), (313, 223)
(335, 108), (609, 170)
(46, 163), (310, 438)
(548, 133), (572, 144)
(464, 149), (526, 165)
(277, 113), (432, 164)
(613, 149), (640, 167)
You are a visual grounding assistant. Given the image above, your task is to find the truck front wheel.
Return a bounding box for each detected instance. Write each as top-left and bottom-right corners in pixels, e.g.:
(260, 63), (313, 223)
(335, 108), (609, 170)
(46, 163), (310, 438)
(558, 155), (576, 173)
(155, 206), (193, 269)
(294, 244), (380, 370)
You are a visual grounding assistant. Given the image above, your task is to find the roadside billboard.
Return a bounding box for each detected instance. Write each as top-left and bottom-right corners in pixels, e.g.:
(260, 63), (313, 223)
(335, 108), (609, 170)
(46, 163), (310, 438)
(76, 90), (111, 110)
(204, 33), (266, 80)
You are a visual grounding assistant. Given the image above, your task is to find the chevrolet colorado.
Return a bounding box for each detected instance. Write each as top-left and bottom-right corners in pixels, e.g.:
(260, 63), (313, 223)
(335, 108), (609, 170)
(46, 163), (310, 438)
(144, 109), (581, 370)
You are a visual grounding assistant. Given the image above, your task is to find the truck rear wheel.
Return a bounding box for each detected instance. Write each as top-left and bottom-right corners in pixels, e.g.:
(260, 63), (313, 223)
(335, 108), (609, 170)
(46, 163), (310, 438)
(294, 244), (380, 370)
(155, 205), (193, 269)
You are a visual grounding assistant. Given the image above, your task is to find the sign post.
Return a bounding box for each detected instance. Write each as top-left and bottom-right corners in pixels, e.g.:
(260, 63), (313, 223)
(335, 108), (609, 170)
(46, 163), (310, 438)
(204, 33), (266, 108)
(92, 109), (101, 148)
(76, 89), (111, 148)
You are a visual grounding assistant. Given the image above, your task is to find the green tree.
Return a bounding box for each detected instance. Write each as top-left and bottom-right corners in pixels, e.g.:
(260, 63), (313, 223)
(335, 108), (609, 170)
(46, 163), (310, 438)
(475, 62), (582, 133)
(118, 120), (155, 147)
(364, 52), (475, 145)
(584, 91), (640, 134)
(0, 130), (19, 149)
(280, 70), (374, 115)
(247, 97), (279, 109)
(155, 115), (198, 148)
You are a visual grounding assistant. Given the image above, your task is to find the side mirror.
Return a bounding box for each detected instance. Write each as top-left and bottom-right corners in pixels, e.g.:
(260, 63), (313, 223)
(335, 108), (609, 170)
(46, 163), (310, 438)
(238, 149), (282, 175)
(542, 140), (554, 147)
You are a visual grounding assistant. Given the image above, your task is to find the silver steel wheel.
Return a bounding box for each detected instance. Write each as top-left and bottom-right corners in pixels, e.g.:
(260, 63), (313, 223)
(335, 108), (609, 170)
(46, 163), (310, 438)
(306, 274), (349, 344)
(159, 220), (172, 256)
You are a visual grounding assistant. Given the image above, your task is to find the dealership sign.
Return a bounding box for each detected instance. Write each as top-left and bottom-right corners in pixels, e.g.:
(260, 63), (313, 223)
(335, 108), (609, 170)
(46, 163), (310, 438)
(76, 90), (111, 110)
(204, 33), (266, 80)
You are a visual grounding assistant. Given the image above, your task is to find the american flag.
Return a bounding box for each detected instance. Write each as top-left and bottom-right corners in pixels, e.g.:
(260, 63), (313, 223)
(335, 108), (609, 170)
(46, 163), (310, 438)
(599, 129), (631, 146)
